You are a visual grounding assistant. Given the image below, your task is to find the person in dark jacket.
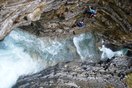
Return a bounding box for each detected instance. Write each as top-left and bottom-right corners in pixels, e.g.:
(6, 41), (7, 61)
(76, 21), (85, 28)
(84, 6), (97, 18)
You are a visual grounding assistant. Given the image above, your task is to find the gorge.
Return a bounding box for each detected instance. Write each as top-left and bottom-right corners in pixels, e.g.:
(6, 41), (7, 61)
(0, 0), (132, 88)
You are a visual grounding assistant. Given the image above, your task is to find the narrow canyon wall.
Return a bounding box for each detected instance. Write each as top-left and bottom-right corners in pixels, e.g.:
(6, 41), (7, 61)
(0, 0), (131, 44)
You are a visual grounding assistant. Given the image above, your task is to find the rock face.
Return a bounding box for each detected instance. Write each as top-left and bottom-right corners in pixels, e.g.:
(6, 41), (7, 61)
(0, 0), (132, 87)
(0, 0), (68, 40)
(94, 0), (132, 48)
(0, 0), (131, 42)
(13, 57), (132, 88)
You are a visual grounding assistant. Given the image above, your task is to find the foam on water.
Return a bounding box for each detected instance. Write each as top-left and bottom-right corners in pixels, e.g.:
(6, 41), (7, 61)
(0, 28), (79, 88)
(0, 28), (116, 88)
(0, 40), (44, 88)
(73, 32), (99, 61)
(99, 45), (126, 61)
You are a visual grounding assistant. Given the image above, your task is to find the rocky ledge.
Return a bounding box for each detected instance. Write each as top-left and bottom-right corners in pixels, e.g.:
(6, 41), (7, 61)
(13, 56), (132, 88)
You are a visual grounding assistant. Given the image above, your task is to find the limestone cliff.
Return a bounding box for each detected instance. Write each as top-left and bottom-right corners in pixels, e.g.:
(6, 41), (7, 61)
(0, 0), (131, 43)
(0, 0), (132, 88)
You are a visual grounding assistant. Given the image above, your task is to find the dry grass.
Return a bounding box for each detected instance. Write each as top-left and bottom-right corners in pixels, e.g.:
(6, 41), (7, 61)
(125, 74), (132, 88)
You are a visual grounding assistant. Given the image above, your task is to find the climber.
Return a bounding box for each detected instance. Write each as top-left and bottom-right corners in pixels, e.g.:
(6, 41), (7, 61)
(76, 21), (85, 28)
(84, 5), (97, 18)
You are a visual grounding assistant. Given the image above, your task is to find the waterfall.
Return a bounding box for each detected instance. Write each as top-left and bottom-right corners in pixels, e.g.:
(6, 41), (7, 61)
(0, 28), (99, 88)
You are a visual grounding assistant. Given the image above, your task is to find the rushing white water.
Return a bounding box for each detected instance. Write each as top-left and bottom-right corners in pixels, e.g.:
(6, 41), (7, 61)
(73, 32), (99, 62)
(99, 45), (127, 61)
(0, 28), (100, 88)
(1, 28), (126, 88)
(0, 30), (45, 88)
